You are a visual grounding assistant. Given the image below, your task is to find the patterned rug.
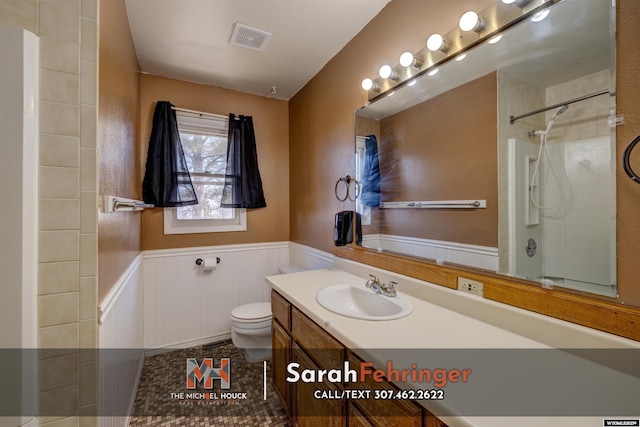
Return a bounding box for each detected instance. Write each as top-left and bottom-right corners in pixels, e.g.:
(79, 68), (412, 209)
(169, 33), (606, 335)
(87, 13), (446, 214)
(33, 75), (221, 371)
(129, 341), (289, 426)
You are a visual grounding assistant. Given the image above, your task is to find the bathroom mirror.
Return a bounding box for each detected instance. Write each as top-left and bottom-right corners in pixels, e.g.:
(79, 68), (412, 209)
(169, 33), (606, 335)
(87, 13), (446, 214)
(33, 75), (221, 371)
(354, 0), (617, 298)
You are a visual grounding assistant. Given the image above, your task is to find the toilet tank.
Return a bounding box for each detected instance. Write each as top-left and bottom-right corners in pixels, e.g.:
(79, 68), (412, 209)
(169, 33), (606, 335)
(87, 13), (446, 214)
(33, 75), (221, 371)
(278, 264), (307, 274)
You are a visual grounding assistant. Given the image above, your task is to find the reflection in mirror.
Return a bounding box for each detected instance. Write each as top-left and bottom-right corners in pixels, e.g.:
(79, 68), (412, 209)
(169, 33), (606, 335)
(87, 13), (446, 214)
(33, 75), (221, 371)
(354, 0), (616, 298)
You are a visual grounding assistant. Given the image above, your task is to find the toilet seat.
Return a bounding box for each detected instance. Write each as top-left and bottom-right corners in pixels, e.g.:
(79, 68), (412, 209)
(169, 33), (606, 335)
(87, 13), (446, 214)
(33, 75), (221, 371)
(231, 302), (272, 323)
(231, 302), (272, 343)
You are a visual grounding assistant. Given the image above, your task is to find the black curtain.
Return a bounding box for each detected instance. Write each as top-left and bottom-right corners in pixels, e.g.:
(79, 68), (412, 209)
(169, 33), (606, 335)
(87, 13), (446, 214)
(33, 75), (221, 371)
(142, 101), (198, 207)
(361, 134), (381, 207)
(221, 114), (267, 209)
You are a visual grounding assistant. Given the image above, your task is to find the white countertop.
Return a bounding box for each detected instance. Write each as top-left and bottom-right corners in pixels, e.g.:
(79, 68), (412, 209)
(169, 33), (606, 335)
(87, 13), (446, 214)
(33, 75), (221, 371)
(267, 267), (640, 427)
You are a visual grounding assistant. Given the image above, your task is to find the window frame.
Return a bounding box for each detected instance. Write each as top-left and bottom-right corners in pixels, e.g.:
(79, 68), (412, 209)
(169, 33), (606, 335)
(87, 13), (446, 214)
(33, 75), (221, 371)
(163, 110), (247, 235)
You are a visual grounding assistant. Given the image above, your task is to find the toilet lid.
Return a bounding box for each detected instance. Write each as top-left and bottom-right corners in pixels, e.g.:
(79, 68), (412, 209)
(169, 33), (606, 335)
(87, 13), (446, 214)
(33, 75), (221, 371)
(231, 302), (272, 321)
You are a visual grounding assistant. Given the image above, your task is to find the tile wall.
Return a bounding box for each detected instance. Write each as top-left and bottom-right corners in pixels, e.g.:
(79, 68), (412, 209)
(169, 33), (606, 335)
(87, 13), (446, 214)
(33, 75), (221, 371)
(0, 0), (99, 425)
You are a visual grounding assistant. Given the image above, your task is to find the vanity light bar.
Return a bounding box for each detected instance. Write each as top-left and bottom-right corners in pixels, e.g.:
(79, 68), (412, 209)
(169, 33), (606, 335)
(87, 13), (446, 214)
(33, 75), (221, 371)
(364, 0), (558, 102)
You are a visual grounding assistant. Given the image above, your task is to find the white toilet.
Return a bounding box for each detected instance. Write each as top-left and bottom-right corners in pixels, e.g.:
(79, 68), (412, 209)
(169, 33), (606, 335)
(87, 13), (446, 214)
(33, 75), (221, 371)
(231, 264), (306, 363)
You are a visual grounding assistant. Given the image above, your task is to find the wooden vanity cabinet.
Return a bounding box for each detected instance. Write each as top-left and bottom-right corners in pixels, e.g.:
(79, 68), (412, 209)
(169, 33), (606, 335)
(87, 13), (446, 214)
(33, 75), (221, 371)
(271, 290), (449, 427)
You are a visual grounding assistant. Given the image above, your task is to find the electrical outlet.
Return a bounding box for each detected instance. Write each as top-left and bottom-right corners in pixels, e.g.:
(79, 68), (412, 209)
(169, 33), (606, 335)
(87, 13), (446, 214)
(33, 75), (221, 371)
(457, 277), (483, 297)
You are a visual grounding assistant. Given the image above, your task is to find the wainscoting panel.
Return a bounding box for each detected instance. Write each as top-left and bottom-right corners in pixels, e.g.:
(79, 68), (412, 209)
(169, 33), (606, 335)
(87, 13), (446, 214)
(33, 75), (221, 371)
(98, 253), (145, 427)
(143, 242), (290, 351)
(96, 242), (333, 423)
(362, 234), (498, 271)
(289, 241), (334, 271)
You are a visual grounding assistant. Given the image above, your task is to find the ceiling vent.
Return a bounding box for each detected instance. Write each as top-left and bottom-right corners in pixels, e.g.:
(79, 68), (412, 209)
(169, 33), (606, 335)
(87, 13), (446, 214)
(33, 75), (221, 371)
(229, 23), (272, 52)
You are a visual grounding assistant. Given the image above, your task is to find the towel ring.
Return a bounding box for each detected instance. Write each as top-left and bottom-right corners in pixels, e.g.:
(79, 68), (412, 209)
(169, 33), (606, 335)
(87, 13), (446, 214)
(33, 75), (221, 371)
(623, 133), (640, 184)
(334, 175), (359, 202)
(335, 176), (350, 201)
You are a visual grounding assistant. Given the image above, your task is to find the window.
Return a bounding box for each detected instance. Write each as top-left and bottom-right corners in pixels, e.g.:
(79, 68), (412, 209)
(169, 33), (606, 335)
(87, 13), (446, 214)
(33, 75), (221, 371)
(163, 111), (246, 234)
(355, 135), (371, 225)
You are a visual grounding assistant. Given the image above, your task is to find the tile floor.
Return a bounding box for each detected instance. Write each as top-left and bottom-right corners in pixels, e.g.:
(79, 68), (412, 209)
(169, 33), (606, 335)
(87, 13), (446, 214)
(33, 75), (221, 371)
(129, 341), (289, 426)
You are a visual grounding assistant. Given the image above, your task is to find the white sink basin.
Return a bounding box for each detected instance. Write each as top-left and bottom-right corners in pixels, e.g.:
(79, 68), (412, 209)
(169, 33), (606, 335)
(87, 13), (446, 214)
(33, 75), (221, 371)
(316, 284), (413, 321)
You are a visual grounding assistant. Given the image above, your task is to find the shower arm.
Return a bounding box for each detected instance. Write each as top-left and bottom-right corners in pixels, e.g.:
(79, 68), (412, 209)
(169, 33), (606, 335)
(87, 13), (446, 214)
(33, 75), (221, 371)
(509, 89), (613, 125)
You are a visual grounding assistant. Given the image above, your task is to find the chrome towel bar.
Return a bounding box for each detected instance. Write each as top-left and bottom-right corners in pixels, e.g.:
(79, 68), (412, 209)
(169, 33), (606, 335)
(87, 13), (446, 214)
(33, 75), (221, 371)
(104, 195), (154, 212)
(379, 200), (486, 209)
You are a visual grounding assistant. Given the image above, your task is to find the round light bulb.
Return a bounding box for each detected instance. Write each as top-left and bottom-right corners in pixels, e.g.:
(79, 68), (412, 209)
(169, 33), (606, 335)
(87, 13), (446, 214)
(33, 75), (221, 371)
(459, 11), (483, 32)
(488, 34), (503, 44)
(399, 51), (415, 67)
(379, 64), (393, 79)
(530, 9), (550, 22)
(501, 0), (531, 7)
(361, 78), (374, 91)
(427, 34), (445, 52)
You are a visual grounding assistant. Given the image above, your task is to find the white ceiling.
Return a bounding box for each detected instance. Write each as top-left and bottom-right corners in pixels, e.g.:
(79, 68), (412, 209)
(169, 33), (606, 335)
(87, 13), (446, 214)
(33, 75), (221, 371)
(124, 0), (391, 100)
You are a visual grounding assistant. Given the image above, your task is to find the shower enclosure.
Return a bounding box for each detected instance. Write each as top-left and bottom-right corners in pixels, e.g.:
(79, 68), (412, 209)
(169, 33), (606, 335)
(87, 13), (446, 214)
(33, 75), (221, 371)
(503, 70), (616, 297)
(0, 24), (39, 426)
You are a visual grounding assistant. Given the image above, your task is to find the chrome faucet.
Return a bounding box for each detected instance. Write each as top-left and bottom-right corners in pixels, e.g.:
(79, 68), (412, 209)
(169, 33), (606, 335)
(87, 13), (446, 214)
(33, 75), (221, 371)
(365, 274), (382, 292)
(365, 274), (398, 297)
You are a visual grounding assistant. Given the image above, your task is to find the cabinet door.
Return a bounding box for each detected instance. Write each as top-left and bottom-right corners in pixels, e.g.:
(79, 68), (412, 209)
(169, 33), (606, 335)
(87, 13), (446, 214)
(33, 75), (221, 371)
(292, 343), (346, 427)
(272, 320), (291, 414)
(349, 403), (374, 427)
(425, 412), (449, 427)
(348, 353), (422, 427)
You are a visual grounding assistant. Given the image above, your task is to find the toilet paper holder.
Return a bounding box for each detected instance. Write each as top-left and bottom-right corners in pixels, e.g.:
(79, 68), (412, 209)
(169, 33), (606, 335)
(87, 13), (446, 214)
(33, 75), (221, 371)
(195, 257), (221, 266)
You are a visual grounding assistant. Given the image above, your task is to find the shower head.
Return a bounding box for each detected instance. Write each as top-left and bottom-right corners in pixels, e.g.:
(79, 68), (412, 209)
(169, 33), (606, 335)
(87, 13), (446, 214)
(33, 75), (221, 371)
(553, 104), (569, 118)
(542, 104), (569, 135)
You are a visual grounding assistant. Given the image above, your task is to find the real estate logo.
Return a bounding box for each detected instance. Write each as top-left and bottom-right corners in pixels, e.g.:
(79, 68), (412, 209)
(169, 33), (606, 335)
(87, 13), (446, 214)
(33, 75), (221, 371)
(186, 357), (231, 389)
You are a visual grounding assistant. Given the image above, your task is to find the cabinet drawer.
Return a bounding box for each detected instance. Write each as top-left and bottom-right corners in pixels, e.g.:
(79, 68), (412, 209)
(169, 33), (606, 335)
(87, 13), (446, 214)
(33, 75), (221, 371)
(291, 307), (344, 371)
(271, 289), (291, 330)
(348, 352), (422, 427)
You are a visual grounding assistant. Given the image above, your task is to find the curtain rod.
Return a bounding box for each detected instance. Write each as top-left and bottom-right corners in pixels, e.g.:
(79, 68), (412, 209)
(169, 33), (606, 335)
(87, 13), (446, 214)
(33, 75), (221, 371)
(509, 90), (614, 125)
(171, 106), (227, 120)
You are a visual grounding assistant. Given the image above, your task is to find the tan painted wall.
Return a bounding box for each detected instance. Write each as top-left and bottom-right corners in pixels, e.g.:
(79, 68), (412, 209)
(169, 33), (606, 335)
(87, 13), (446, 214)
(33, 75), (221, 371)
(378, 72), (498, 247)
(616, 0), (640, 306)
(98, 0), (142, 302)
(139, 75), (290, 249)
(290, 0), (640, 307)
